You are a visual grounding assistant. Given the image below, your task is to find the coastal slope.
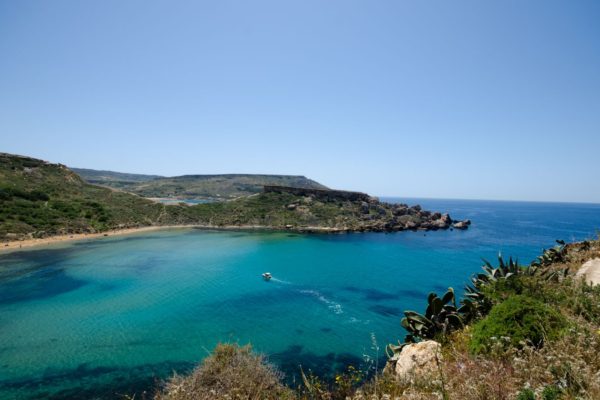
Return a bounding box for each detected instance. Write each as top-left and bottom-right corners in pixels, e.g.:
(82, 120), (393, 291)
(183, 185), (469, 232)
(0, 153), (469, 242)
(0, 153), (168, 238)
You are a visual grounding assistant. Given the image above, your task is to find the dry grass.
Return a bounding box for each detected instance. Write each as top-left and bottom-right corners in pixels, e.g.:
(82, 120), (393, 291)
(153, 343), (295, 400)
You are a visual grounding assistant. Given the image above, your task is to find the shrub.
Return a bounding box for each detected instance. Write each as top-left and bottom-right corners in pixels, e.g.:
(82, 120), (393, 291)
(542, 385), (561, 400)
(516, 388), (535, 400)
(154, 343), (295, 400)
(469, 295), (567, 354)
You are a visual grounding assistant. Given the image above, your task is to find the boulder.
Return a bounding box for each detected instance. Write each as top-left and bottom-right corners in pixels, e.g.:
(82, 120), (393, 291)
(452, 220), (470, 230)
(430, 219), (449, 229)
(576, 258), (600, 286)
(360, 201), (369, 214)
(387, 340), (441, 383)
(393, 207), (408, 216)
(404, 220), (418, 230)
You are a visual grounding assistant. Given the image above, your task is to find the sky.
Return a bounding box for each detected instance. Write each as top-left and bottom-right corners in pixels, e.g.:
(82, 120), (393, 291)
(0, 1), (599, 202)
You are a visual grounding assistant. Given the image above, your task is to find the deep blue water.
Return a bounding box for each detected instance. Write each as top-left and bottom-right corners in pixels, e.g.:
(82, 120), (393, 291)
(0, 198), (599, 399)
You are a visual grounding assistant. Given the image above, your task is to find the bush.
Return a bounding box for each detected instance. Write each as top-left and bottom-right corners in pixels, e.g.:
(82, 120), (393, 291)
(154, 343), (295, 400)
(469, 295), (567, 354)
(542, 385), (561, 400)
(516, 388), (535, 400)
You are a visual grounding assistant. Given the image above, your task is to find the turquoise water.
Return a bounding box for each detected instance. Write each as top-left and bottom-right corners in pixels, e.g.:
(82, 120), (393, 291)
(1, 198), (600, 399)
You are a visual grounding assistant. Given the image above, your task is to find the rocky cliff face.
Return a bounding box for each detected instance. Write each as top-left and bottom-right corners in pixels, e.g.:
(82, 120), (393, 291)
(261, 186), (471, 233)
(342, 200), (470, 232)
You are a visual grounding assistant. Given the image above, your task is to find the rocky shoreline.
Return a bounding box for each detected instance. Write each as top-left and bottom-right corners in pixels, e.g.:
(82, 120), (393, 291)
(1, 216), (470, 252)
(2, 190), (470, 246)
(266, 187), (471, 233)
(352, 200), (471, 232)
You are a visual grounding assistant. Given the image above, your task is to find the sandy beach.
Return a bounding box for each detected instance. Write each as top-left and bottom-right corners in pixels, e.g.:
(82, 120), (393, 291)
(0, 225), (198, 253)
(0, 224), (351, 253)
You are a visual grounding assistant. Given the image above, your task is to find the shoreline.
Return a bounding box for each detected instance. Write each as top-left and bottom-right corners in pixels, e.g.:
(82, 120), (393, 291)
(0, 224), (354, 253)
(0, 220), (459, 254)
(0, 226), (196, 253)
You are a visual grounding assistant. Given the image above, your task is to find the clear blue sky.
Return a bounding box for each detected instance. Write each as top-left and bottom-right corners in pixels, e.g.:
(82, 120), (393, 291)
(1, 1), (599, 202)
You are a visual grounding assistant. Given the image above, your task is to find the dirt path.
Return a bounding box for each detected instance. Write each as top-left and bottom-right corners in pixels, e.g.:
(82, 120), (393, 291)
(576, 258), (600, 286)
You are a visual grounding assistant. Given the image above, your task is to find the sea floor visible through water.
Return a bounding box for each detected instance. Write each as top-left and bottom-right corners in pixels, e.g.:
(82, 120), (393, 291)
(1, 198), (599, 399)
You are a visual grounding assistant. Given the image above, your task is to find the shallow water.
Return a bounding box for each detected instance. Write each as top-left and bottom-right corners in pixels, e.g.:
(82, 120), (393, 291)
(1, 198), (599, 399)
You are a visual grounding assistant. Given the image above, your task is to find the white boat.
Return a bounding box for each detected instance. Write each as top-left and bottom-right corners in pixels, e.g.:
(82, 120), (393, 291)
(262, 272), (272, 281)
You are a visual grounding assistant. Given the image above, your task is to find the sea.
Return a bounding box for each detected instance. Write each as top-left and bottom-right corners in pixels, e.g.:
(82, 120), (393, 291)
(1, 198), (599, 399)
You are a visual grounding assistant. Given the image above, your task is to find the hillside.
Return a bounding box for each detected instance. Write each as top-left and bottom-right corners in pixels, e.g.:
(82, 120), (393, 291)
(0, 154), (180, 238)
(183, 186), (469, 232)
(72, 167), (328, 200)
(0, 153), (469, 241)
(71, 167), (163, 186)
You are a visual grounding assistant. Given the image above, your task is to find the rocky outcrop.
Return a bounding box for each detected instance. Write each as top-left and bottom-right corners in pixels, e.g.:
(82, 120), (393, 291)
(269, 186), (471, 233)
(452, 219), (471, 230)
(385, 340), (442, 383)
(576, 258), (600, 286)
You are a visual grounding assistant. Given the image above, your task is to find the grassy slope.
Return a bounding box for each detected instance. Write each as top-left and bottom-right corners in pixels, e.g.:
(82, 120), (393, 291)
(73, 167), (328, 199)
(184, 192), (363, 228)
(71, 167), (163, 186)
(0, 153), (415, 239)
(0, 153), (172, 237)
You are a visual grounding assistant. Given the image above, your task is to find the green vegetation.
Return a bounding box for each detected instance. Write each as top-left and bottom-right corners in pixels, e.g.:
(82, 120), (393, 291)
(1, 153), (443, 240)
(516, 389), (536, 400)
(469, 295), (567, 353)
(73, 167), (328, 200)
(0, 153), (170, 238)
(184, 191), (367, 229)
(397, 288), (463, 344)
(70, 167), (163, 184)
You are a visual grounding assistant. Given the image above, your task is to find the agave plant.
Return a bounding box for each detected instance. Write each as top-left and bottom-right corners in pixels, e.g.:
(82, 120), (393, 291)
(457, 254), (524, 321)
(459, 285), (491, 322)
(400, 288), (463, 343)
(482, 253), (522, 280)
(386, 288), (463, 359)
(531, 240), (568, 267)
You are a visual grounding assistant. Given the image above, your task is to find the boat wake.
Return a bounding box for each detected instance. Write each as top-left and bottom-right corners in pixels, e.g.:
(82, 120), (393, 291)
(270, 278), (292, 284)
(299, 289), (344, 314)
